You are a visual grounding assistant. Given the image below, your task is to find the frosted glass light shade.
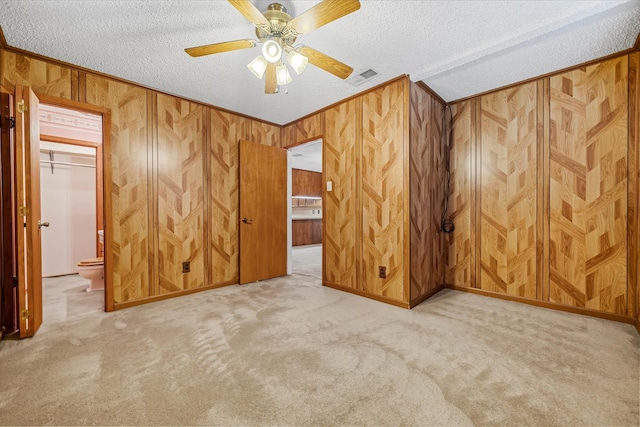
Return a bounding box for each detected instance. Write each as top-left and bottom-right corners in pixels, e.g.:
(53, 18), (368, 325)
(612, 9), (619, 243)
(262, 40), (282, 63)
(287, 50), (308, 74)
(247, 55), (268, 79)
(276, 62), (292, 85)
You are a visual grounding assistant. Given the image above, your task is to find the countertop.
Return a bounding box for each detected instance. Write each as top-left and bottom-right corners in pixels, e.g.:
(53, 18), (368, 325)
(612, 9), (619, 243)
(292, 215), (323, 220)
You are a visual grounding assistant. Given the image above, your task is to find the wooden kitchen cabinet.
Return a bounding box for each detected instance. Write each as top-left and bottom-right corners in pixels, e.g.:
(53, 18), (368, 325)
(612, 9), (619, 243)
(292, 169), (322, 197)
(292, 219), (323, 246)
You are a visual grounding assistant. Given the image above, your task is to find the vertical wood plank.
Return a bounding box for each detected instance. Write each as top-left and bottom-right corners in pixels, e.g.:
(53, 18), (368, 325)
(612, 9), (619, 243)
(86, 74), (149, 303)
(446, 101), (472, 287)
(628, 52), (639, 319)
(542, 78), (551, 302)
(156, 94), (204, 293)
(209, 109), (249, 285)
(323, 98), (358, 289)
(71, 69), (79, 101)
(361, 79), (406, 302)
(409, 82), (445, 303)
(479, 83), (538, 298)
(147, 91), (158, 296)
(548, 57), (628, 313)
(472, 98), (481, 288)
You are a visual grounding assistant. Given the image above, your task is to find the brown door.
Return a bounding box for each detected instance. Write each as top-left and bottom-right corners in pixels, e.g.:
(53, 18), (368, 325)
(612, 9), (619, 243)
(14, 86), (43, 338)
(239, 140), (287, 284)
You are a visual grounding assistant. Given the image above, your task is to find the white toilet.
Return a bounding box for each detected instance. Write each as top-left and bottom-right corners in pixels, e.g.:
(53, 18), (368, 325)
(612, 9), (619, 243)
(77, 230), (104, 292)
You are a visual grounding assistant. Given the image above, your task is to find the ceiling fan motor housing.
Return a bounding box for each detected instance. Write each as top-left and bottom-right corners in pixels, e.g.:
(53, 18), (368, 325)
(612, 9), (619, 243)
(255, 3), (297, 47)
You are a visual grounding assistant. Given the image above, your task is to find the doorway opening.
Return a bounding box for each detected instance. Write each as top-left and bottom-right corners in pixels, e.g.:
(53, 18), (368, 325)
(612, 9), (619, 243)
(38, 103), (105, 326)
(287, 139), (323, 278)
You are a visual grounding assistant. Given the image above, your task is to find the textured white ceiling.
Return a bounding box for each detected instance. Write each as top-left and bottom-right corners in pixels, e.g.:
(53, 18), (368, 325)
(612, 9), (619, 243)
(1, 1), (638, 124)
(290, 139), (322, 172)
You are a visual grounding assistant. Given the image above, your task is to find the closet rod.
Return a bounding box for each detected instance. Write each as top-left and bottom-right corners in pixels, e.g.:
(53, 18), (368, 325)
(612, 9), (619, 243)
(40, 160), (96, 169)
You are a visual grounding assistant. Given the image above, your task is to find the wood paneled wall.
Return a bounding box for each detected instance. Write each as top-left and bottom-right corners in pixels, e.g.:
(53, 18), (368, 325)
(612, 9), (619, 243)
(156, 95), (205, 294)
(549, 57), (628, 313)
(0, 48), (281, 308)
(447, 54), (638, 320)
(282, 112), (324, 147)
(479, 82), (538, 299)
(631, 52), (640, 326)
(409, 82), (446, 305)
(323, 98), (359, 291)
(321, 77), (448, 307)
(445, 101), (473, 287)
(208, 110), (248, 286)
(84, 75), (150, 303)
(361, 79), (407, 302)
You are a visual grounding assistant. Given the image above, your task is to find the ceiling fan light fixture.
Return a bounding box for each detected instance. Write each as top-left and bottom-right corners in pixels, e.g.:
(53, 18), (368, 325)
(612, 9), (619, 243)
(262, 40), (282, 63)
(287, 49), (308, 74)
(247, 55), (268, 79)
(276, 62), (292, 85)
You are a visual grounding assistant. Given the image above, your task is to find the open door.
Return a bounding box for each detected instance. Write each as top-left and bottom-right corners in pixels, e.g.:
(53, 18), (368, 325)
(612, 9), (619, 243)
(239, 140), (287, 284)
(14, 86), (43, 338)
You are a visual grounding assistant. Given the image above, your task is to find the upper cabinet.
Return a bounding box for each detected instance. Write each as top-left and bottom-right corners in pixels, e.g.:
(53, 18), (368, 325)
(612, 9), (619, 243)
(292, 169), (322, 197)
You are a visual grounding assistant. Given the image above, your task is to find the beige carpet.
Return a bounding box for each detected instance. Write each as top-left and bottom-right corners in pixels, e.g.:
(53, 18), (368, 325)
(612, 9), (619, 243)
(0, 245), (638, 426)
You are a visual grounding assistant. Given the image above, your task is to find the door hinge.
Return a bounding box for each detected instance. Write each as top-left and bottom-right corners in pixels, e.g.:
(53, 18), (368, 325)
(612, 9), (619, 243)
(18, 206), (29, 217)
(17, 100), (27, 114)
(20, 309), (31, 320)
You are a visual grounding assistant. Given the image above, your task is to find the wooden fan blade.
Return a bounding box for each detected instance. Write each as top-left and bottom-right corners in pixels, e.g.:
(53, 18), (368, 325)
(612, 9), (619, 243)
(298, 46), (353, 79)
(228, 0), (271, 33)
(185, 39), (256, 57)
(265, 63), (277, 94)
(287, 0), (360, 36)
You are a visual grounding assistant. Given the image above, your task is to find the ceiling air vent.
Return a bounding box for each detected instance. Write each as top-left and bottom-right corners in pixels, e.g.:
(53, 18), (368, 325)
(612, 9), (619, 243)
(346, 68), (379, 87)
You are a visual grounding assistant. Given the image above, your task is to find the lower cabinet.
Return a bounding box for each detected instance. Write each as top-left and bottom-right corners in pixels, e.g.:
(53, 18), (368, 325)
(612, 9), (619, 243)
(292, 219), (322, 246)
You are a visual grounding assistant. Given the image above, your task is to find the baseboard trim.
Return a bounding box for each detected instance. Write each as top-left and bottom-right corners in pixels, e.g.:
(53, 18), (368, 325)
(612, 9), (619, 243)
(447, 285), (635, 325)
(323, 282), (410, 309)
(114, 280), (237, 310)
(410, 284), (446, 308)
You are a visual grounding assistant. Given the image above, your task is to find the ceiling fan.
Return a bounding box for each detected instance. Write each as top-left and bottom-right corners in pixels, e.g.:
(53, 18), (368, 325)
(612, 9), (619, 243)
(185, 0), (361, 94)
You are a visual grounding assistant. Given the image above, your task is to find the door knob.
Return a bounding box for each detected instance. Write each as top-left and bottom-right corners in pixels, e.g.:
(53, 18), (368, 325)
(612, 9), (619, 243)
(38, 220), (50, 228)
(242, 218), (253, 224)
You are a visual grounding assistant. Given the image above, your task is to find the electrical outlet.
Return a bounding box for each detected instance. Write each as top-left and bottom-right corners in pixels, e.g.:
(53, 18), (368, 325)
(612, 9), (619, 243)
(182, 261), (190, 273)
(379, 266), (387, 279)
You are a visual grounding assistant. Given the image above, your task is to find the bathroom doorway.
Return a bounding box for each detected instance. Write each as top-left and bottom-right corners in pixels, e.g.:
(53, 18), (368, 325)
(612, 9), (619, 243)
(38, 103), (105, 326)
(287, 139), (323, 279)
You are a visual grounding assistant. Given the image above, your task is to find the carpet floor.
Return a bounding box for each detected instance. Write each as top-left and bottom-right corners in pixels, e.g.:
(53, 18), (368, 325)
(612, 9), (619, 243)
(0, 245), (638, 426)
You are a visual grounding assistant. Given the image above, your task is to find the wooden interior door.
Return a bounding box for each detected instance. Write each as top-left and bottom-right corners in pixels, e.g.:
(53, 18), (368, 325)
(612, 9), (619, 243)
(239, 140), (287, 284)
(14, 86), (43, 338)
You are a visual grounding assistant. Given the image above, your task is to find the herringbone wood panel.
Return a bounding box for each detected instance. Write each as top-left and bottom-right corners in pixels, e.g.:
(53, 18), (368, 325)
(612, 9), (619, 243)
(281, 123), (296, 148)
(296, 112), (324, 142)
(250, 121), (281, 148)
(85, 74), (150, 303)
(361, 80), (406, 302)
(324, 98), (358, 290)
(409, 83), (445, 302)
(549, 57), (628, 313)
(209, 109), (249, 285)
(1, 50), (72, 99)
(157, 94), (204, 293)
(479, 83), (538, 298)
(630, 52), (639, 321)
(446, 101), (473, 287)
